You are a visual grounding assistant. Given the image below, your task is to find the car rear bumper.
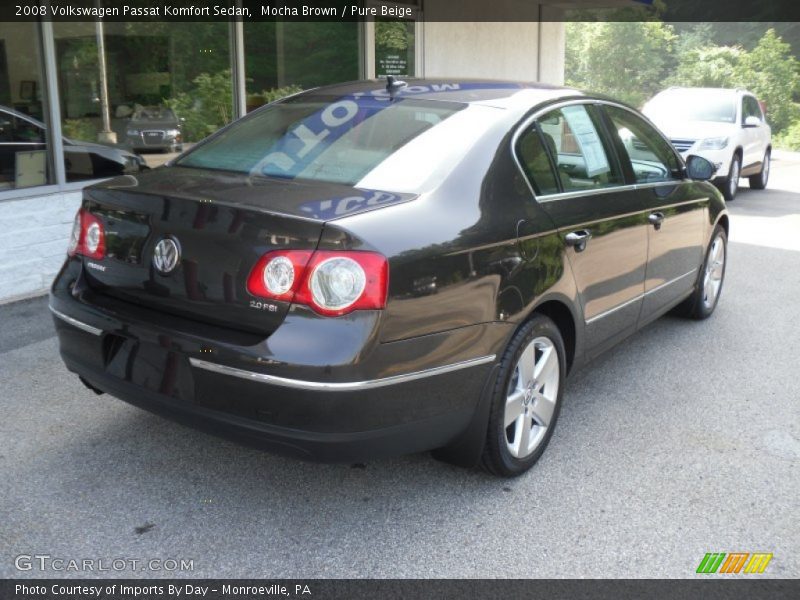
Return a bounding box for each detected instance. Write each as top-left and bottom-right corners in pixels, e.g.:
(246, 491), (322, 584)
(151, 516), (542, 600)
(50, 274), (506, 462)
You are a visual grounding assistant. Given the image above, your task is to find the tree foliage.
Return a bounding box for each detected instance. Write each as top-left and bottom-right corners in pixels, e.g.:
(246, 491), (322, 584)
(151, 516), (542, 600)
(566, 21), (676, 107)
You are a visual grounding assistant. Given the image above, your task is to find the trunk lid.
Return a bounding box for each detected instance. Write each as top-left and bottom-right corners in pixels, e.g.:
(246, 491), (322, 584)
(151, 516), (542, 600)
(81, 167), (410, 335)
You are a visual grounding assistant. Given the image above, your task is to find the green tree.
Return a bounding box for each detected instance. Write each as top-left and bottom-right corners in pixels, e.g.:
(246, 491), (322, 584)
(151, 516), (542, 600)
(663, 46), (744, 88)
(165, 69), (233, 142)
(740, 29), (800, 132)
(566, 21), (676, 107)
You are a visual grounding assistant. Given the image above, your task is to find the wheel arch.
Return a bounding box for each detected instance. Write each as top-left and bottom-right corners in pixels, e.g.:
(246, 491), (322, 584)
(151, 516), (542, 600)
(715, 213), (730, 237)
(524, 296), (580, 375)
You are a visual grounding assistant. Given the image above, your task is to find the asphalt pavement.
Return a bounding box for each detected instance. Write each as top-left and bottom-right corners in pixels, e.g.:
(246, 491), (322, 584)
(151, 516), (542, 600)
(1, 154), (798, 579)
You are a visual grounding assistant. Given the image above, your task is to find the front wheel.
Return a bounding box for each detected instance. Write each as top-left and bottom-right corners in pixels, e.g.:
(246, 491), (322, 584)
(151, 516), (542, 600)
(720, 154), (741, 201)
(674, 225), (727, 320)
(481, 315), (566, 477)
(749, 149), (770, 190)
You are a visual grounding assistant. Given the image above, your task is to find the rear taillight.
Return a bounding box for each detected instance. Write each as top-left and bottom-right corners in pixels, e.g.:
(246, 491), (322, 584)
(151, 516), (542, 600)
(248, 249), (388, 316)
(247, 250), (313, 302)
(68, 208), (105, 260)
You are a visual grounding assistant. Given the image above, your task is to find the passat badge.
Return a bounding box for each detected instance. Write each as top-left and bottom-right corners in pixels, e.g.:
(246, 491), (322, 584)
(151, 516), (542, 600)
(153, 237), (181, 274)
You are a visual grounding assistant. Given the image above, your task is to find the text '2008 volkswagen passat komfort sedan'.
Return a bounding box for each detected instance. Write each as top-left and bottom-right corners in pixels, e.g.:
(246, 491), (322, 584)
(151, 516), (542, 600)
(51, 79), (728, 476)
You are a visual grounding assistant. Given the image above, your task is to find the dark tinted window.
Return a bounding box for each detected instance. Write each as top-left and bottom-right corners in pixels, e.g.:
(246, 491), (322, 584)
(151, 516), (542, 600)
(516, 125), (559, 195)
(604, 106), (681, 184)
(535, 104), (623, 193)
(743, 96), (763, 123)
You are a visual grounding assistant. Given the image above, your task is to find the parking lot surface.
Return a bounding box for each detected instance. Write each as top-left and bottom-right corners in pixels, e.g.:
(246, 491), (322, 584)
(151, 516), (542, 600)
(1, 154), (799, 578)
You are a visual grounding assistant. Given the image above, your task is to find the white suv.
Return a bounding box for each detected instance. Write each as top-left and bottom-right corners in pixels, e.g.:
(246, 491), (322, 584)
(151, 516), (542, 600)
(643, 87), (772, 200)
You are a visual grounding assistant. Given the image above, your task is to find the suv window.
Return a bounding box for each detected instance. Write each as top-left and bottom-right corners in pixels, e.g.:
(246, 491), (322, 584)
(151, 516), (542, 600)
(743, 96), (763, 124)
(530, 104), (623, 193)
(604, 105), (681, 184)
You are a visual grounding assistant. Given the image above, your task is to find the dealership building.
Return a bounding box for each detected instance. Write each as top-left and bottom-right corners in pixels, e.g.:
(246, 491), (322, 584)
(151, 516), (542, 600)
(0, 0), (632, 303)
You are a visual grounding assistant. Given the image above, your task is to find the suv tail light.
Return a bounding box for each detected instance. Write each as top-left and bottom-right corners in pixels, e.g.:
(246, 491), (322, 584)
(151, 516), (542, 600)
(68, 208), (105, 260)
(248, 250), (388, 316)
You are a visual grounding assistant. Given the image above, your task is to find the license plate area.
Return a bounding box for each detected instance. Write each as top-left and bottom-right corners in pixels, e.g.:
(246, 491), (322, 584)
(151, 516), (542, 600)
(103, 334), (195, 402)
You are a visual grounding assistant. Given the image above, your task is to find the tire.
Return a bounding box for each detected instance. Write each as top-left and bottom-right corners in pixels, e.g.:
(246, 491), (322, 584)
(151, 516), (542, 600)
(719, 154), (741, 201)
(480, 315), (566, 477)
(673, 225), (727, 320)
(749, 149), (770, 190)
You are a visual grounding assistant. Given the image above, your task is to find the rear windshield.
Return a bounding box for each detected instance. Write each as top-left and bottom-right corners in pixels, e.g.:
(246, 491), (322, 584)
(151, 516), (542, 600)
(177, 95), (467, 186)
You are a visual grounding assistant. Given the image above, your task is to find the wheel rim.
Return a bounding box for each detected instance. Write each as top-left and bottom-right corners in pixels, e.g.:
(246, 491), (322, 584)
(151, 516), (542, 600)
(762, 153), (770, 185)
(729, 159), (740, 197)
(702, 235), (725, 310)
(504, 337), (560, 459)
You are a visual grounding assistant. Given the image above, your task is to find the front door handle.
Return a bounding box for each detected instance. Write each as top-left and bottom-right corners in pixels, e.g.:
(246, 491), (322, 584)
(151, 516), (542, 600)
(649, 212), (665, 230)
(565, 229), (592, 252)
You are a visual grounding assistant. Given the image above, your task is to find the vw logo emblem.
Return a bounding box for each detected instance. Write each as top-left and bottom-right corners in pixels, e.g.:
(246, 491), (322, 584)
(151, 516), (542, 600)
(153, 237), (181, 274)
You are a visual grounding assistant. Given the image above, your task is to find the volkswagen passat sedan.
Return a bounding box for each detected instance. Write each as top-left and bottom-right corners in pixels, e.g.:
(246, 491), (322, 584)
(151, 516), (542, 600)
(51, 79), (728, 476)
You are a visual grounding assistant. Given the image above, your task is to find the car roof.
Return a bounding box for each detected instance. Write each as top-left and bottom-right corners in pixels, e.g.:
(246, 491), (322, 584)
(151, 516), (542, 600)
(299, 78), (586, 113)
(655, 87), (753, 97)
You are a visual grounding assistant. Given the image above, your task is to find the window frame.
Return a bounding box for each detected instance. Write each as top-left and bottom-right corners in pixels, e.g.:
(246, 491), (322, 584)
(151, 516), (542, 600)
(511, 99), (688, 203)
(512, 99), (633, 201)
(599, 103), (685, 186)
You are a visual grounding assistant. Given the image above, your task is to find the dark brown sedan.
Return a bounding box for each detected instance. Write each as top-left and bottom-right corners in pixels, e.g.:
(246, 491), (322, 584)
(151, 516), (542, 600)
(50, 79), (727, 476)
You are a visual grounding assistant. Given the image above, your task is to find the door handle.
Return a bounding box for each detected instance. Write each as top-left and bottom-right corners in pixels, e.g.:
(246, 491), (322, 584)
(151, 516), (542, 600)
(648, 212), (665, 230)
(565, 229), (592, 252)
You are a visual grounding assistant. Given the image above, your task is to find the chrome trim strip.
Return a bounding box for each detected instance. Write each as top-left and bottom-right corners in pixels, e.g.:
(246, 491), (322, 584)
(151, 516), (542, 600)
(49, 305), (103, 336)
(584, 269), (697, 325)
(644, 269), (698, 297)
(189, 354), (497, 391)
(585, 294), (643, 326)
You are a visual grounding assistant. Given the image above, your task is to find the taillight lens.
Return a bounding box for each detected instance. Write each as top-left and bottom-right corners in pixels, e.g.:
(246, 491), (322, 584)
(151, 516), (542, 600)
(67, 208), (105, 260)
(248, 249), (388, 316)
(247, 250), (312, 302)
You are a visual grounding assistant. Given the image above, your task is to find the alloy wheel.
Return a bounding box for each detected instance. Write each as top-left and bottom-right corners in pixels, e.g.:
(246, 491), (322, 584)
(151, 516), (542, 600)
(702, 235), (725, 310)
(729, 159), (740, 198)
(504, 337), (560, 459)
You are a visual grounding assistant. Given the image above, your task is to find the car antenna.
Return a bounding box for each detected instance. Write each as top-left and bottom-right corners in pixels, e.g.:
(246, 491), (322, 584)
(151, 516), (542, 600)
(386, 75), (407, 100)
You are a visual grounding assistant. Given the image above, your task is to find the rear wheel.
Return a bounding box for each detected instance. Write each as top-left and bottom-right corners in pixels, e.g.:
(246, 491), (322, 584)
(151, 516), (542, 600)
(674, 225), (727, 320)
(720, 154), (741, 201)
(481, 315), (565, 477)
(749, 149), (770, 190)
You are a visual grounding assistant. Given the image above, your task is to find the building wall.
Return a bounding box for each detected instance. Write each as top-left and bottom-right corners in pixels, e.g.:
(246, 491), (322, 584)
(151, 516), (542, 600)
(423, 21), (541, 81)
(422, 1), (566, 84)
(0, 191), (80, 303)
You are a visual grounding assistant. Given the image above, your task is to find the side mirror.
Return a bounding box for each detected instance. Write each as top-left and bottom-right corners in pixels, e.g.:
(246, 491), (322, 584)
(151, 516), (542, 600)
(686, 155), (717, 181)
(744, 116), (761, 128)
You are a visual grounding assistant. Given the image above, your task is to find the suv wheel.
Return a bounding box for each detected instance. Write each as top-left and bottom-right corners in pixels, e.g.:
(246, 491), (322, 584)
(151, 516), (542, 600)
(749, 149), (770, 190)
(720, 154), (741, 201)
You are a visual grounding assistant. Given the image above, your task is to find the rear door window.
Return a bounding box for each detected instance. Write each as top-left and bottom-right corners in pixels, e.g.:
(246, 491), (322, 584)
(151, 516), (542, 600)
(530, 104), (624, 194)
(516, 124), (560, 196)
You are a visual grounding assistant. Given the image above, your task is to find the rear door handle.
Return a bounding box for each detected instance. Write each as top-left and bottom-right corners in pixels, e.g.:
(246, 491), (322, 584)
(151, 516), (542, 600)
(565, 229), (592, 252)
(648, 212), (665, 230)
